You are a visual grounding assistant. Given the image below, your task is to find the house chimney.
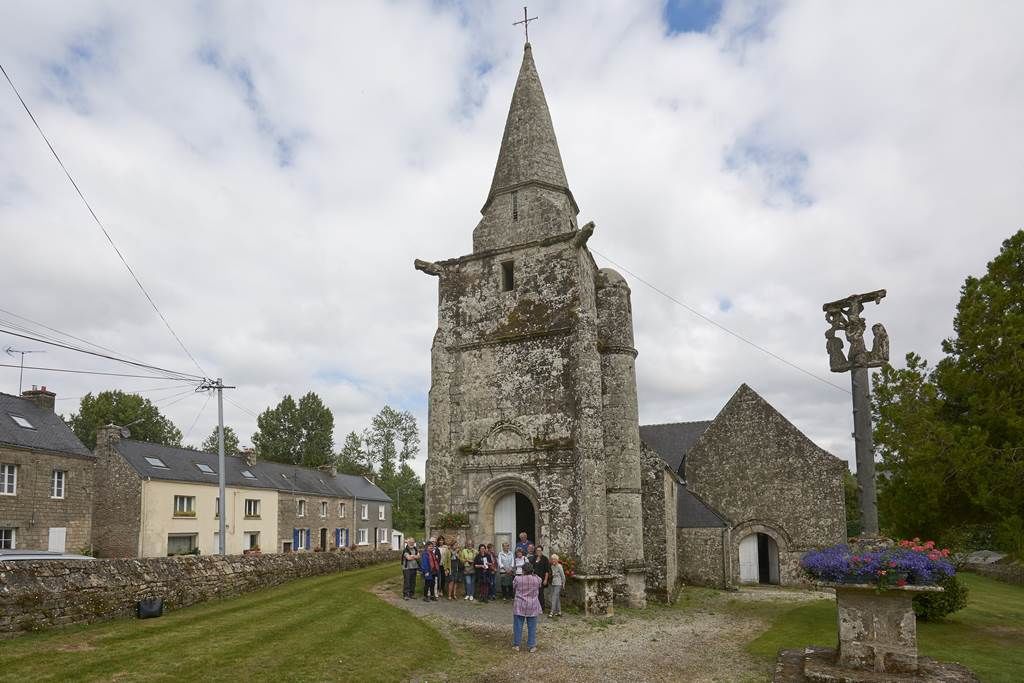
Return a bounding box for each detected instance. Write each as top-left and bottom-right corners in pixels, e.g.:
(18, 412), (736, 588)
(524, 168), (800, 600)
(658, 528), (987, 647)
(21, 385), (56, 413)
(240, 447), (256, 467)
(320, 463), (338, 477)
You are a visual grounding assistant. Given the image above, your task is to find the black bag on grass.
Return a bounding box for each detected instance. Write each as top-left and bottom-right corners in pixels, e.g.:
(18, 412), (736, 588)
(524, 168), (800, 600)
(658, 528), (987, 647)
(137, 597), (164, 619)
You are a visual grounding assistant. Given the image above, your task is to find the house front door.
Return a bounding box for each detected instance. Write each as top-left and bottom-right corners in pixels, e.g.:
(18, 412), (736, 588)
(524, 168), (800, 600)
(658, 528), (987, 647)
(319, 528), (327, 551)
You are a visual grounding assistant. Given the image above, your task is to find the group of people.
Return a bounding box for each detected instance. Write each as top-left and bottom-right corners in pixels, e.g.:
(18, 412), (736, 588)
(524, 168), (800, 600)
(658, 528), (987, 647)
(401, 531), (565, 652)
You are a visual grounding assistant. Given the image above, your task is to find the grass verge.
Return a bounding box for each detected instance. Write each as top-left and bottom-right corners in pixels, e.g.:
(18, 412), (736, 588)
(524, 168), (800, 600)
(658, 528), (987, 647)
(0, 563), (492, 682)
(745, 573), (1024, 683)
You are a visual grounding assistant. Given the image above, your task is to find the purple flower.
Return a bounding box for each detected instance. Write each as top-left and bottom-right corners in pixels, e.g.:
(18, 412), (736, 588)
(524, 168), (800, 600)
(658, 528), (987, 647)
(801, 543), (955, 588)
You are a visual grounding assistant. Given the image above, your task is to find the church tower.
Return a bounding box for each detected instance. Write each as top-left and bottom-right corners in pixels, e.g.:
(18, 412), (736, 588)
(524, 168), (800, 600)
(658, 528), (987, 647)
(416, 43), (646, 612)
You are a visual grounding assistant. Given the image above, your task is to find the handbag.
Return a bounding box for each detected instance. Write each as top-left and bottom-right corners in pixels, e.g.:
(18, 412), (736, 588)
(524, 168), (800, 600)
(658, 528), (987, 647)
(137, 597), (164, 619)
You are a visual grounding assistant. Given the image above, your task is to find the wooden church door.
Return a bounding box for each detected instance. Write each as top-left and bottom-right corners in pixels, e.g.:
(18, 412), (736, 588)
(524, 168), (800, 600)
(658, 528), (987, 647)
(739, 534), (759, 583)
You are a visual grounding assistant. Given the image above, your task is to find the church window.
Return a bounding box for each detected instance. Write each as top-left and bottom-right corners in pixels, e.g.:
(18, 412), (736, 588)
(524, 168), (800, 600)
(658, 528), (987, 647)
(511, 191), (519, 221)
(501, 260), (515, 291)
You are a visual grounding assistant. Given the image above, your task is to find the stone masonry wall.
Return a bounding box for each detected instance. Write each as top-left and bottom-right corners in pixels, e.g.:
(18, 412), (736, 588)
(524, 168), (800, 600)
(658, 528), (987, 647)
(0, 446), (94, 553)
(640, 444), (677, 601)
(964, 562), (1024, 586)
(92, 426), (141, 558)
(0, 549), (399, 637)
(677, 527), (729, 589)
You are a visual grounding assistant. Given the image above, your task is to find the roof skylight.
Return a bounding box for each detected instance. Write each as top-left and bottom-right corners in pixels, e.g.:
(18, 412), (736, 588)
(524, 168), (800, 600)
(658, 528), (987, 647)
(241, 470), (257, 479)
(8, 414), (34, 429)
(195, 463), (216, 474)
(145, 456), (168, 468)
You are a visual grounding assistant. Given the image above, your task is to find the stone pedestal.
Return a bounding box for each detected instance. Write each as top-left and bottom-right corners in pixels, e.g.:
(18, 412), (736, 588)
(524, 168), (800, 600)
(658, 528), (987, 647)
(565, 574), (616, 616)
(622, 566), (647, 608)
(832, 583), (941, 674)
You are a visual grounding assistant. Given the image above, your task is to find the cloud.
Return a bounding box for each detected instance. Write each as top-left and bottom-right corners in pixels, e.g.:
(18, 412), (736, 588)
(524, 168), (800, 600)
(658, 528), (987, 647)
(2, 1), (1022, 479)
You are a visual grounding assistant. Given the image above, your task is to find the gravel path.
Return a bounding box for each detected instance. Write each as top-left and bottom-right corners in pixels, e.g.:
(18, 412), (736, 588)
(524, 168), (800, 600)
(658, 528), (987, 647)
(376, 581), (832, 682)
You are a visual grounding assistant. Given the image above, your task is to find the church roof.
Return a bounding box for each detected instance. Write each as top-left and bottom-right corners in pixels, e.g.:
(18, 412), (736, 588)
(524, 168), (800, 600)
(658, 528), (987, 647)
(484, 43), (574, 211)
(639, 420), (713, 475)
(676, 484), (728, 529)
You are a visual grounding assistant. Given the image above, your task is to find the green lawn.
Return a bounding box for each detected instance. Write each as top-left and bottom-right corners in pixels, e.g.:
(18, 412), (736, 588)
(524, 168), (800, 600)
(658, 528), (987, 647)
(0, 563), (493, 682)
(746, 573), (1024, 683)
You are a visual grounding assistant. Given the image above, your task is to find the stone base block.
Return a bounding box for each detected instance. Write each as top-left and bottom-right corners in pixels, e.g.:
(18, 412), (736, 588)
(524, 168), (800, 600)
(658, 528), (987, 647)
(565, 574), (616, 616)
(773, 647), (978, 682)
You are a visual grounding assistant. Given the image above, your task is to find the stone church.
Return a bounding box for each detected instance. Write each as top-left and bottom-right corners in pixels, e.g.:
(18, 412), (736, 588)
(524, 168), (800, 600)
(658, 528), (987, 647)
(416, 43), (845, 614)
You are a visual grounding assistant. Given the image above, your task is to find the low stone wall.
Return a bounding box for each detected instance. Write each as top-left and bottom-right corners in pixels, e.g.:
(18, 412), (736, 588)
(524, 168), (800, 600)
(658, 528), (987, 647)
(965, 562), (1024, 585)
(0, 549), (399, 637)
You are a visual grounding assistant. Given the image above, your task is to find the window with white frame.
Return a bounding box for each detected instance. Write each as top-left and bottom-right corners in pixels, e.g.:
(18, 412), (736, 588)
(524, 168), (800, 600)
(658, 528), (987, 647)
(51, 470), (66, 499)
(8, 414), (34, 429)
(357, 528), (368, 545)
(167, 533), (197, 555)
(297, 499), (306, 517)
(338, 502), (346, 518)
(360, 503), (368, 520)
(0, 527), (14, 549)
(320, 501), (328, 517)
(1, 464), (17, 495)
(244, 531), (260, 550)
(244, 499), (260, 518)
(378, 504), (385, 521)
(378, 527), (388, 543)
(173, 495), (195, 516)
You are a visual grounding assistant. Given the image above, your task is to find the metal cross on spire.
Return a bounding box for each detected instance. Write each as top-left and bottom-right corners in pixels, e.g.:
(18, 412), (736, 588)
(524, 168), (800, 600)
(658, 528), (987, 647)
(513, 6), (538, 43)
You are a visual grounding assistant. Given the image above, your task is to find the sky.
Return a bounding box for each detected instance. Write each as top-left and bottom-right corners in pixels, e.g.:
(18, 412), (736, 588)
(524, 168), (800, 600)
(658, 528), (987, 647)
(1, 1), (1022, 477)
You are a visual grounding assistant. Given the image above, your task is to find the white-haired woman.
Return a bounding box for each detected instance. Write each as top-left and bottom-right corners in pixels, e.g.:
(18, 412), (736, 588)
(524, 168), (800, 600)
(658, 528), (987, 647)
(548, 554), (565, 617)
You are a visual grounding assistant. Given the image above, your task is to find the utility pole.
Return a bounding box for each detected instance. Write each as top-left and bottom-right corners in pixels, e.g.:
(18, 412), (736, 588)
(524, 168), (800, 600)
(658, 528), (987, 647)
(5, 347), (44, 394)
(823, 290), (889, 537)
(201, 378), (235, 555)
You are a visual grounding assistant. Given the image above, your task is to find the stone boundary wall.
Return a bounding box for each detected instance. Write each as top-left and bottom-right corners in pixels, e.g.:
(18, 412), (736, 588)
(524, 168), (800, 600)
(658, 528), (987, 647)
(964, 562), (1024, 586)
(0, 550), (400, 638)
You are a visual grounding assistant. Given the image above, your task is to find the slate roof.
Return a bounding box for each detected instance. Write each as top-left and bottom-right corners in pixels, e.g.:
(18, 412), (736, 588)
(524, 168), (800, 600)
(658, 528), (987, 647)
(114, 439), (391, 502)
(0, 393), (92, 458)
(639, 420), (713, 475)
(676, 484), (728, 529)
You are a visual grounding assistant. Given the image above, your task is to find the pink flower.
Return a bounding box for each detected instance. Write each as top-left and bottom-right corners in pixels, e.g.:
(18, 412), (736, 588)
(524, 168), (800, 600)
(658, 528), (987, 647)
(897, 579), (907, 587)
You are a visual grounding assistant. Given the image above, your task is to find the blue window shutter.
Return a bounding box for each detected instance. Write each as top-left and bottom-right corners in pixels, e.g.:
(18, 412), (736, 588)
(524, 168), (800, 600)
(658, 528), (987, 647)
(305, 529), (311, 548)
(293, 528), (299, 548)
(335, 528), (341, 547)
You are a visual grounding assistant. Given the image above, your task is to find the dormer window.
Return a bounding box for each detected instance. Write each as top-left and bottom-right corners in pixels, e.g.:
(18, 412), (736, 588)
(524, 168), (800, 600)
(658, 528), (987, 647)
(501, 260), (515, 292)
(511, 190), (519, 221)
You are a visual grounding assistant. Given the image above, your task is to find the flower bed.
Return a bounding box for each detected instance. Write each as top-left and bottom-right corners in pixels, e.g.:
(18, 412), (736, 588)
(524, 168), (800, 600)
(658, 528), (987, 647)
(801, 538), (954, 589)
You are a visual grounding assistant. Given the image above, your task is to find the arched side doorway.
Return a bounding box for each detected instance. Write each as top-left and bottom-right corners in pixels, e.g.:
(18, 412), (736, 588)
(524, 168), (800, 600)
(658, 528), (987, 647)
(738, 532), (780, 584)
(493, 492), (536, 549)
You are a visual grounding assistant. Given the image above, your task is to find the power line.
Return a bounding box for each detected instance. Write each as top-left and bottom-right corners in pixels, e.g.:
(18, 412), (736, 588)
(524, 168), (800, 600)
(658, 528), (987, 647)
(590, 248), (850, 395)
(0, 62), (208, 379)
(55, 383), (199, 401)
(0, 306), (152, 369)
(224, 395), (260, 418)
(184, 391), (213, 441)
(0, 326), (203, 382)
(0, 362), (202, 381)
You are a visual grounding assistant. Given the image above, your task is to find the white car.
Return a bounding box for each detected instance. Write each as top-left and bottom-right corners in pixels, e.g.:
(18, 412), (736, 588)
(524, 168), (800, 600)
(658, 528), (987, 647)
(0, 550), (96, 561)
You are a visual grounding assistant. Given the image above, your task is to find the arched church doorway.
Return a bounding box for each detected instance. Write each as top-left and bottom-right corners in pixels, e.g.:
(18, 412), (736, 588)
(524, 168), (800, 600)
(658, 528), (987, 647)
(493, 492), (536, 549)
(738, 532), (779, 584)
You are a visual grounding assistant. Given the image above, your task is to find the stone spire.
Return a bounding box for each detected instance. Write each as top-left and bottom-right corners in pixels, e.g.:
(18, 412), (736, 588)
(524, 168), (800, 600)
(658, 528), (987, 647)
(474, 43), (578, 252)
(484, 42), (575, 212)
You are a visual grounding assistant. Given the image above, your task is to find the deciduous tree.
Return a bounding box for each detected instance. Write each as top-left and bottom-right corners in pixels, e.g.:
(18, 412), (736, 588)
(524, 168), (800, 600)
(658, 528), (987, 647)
(69, 390), (182, 450)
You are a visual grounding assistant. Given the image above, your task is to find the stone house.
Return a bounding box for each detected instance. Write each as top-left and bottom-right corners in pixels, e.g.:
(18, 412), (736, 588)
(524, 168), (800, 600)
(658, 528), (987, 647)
(640, 384), (848, 589)
(262, 463), (391, 553)
(0, 388), (94, 553)
(416, 42), (846, 612)
(93, 427), (279, 557)
(92, 427), (392, 557)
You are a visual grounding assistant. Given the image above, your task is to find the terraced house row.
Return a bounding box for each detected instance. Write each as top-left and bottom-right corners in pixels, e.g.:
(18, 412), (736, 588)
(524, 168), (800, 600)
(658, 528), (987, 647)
(0, 388), (392, 557)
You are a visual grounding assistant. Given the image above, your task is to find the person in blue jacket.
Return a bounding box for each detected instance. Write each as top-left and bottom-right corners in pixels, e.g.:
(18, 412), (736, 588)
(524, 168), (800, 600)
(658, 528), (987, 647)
(420, 540), (439, 601)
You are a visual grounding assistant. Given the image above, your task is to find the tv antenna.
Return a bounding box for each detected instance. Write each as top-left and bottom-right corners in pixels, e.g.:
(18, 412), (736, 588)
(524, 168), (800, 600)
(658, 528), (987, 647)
(5, 346), (45, 394)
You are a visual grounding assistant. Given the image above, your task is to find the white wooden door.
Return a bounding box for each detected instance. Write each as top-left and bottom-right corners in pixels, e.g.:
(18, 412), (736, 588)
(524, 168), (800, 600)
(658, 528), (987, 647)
(494, 493), (516, 541)
(48, 527), (67, 553)
(738, 534), (759, 583)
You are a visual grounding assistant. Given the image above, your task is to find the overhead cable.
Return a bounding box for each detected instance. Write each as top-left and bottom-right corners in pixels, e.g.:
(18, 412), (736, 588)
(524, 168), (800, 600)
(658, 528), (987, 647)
(0, 61), (208, 379)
